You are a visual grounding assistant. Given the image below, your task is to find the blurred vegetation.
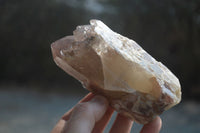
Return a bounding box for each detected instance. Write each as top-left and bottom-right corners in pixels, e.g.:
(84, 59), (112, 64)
(0, 0), (199, 99)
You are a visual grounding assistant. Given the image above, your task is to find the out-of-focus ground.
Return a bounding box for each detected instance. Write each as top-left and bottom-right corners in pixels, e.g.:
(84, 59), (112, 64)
(1, 87), (200, 133)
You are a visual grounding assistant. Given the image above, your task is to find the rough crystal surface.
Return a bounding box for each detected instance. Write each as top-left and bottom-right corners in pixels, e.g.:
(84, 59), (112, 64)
(51, 20), (181, 124)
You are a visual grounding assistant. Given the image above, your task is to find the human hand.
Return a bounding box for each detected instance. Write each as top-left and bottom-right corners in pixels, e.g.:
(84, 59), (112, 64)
(51, 93), (162, 133)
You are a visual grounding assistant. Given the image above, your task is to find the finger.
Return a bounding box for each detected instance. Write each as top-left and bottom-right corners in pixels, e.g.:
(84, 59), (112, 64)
(79, 92), (95, 102)
(51, 119), (67, 133)
(92, 107), (114, 133)
(65, 95), (109, 133)
(140, 116), (162, 133)
(110, 114), (133, 133)
(62, 92), (95, 120)
(52, 93), (95, 133)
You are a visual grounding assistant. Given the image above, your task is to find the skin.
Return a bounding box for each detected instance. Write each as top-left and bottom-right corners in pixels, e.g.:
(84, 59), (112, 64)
(51, 93), (162, 133)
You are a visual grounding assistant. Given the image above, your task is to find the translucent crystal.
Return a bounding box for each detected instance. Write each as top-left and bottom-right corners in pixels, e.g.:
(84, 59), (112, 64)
(51, 20), (181, 124)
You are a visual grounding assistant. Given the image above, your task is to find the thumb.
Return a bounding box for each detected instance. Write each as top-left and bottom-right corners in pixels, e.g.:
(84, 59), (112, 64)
(64, 95), (108, 133)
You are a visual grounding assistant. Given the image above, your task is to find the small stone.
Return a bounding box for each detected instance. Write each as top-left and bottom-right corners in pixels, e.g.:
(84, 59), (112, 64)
(51, 20), (181, 124)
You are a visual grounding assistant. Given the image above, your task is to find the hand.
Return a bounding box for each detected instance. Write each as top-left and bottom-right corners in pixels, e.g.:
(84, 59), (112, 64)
(51, 93), (162, 133)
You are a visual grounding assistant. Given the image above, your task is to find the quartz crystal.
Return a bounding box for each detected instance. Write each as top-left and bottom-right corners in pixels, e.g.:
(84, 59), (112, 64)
(51, 20), (181, 124)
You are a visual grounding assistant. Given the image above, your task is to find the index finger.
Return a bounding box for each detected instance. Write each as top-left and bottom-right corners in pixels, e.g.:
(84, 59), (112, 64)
(62, 92), (95, 120)
(51, 93), (95, 133)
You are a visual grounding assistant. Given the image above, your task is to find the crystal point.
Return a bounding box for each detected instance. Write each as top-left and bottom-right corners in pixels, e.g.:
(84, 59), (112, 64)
(51, 20), (181, 124)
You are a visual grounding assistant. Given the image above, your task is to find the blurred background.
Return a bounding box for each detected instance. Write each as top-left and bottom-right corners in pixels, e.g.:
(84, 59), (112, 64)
(0, 0), (200, 132)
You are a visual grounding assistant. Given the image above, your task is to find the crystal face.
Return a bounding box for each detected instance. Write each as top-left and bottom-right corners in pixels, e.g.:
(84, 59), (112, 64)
(51, 20), (181, 124)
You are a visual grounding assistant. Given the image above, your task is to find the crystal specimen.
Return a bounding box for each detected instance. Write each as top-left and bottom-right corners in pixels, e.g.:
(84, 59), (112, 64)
(51, 20), (181, 124)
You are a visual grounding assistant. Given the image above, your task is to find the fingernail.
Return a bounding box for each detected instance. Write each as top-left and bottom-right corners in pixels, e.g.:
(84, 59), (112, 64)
(90, 95), (108, 106)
